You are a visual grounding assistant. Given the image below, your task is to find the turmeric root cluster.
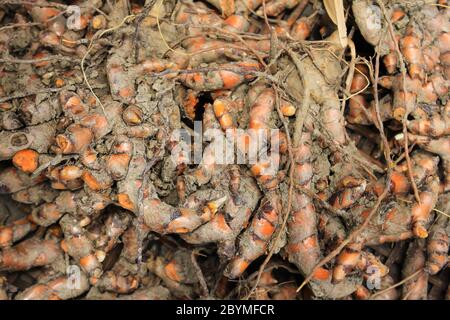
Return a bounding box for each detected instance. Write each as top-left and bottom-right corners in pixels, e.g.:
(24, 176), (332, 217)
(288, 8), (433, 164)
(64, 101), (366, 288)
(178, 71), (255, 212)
(0, 0), (449, 300)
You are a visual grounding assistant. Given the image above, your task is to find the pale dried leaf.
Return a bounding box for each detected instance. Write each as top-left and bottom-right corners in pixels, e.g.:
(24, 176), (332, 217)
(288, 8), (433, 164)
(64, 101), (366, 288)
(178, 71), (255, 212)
(324, 0), (348, 47)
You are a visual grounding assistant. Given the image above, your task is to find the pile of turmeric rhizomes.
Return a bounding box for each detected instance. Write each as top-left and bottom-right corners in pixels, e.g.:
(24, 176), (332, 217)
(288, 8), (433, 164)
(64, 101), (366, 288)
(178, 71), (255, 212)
(0, 0), (448, 300)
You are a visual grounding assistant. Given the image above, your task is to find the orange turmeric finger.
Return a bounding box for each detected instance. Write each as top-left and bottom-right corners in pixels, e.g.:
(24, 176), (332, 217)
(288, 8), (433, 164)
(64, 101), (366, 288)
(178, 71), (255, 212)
(287, 131), (321, 277)
(27, 6), (61, 24)
(15, 272), (89, 300)
(356, 251), (389, 279)
(383, 52), (398, 74)
(290, 17), (314, 41)
(224, 14), (249, 32)
(213, 98), (236, 131)
(347, 95), (393, 125)
(106, 154), (131, 181)
(146, 246), (197, 298)
(79, 113), (110, 140)
(204, 0), (235, 17)
(425, 218), (449, 275)
(411, 176), (440, 238)
(116, 124), (158, 139)
(0, 239), (62, 271)
(353, 285), (371, 300)
(280, 99), (296, 117)
(55, 124), (94, 154)
(407, 114), (450, 138)
(30, 202), (64, 227)
(96, 271), (139, 294)
(92, 15), (107, 30)
(106, 62), (136, 103)
(143, 194), (227, 234)
(332, 240), (364, 283)
(401, 34), (425, 80)
(225, 197), (280, 278)
(81, 169), (113, 191)
(396, 133), (450, 192)
(248, 88), (275, 130)
(47, 165), (84, 191)
(402, 240), (428, 300)
(329, 176), (366, 210)
(60, 233), (102, 278)
(180, 61), (259, 91)
(63, 94), (88, 118)
(12, 149), (39, 173)
(122, 105), (144, 126)
(256, 0), (300, 17)
(0, 217), (37, 248)
(181, 174), (260, 257)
